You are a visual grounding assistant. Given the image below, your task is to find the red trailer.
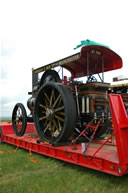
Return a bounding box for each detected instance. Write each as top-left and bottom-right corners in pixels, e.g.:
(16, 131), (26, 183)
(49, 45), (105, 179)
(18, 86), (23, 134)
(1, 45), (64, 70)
(1, 40), (128, 176)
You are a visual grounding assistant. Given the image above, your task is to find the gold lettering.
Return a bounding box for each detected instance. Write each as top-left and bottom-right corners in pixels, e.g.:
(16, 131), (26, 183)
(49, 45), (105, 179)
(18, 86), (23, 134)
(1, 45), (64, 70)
(90, 49), (101, 55)
(34, 53), (80, 74)
(96, 50), (101, 55)
(34, 68), (44, 74)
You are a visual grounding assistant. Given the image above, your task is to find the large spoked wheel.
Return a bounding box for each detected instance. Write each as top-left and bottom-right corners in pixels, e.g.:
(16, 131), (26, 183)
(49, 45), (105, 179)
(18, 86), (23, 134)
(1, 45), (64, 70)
(34, 82), (77, 143)
(12, 103), (27, 136)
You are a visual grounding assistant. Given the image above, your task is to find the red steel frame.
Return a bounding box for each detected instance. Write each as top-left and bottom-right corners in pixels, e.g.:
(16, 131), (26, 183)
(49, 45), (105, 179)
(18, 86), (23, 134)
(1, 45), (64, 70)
(1, 94), (128, 176)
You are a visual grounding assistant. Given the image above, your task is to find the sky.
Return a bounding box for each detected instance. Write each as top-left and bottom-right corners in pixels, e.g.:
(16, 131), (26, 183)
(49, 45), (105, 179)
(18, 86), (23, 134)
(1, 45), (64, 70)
(0, 0), (128, 118)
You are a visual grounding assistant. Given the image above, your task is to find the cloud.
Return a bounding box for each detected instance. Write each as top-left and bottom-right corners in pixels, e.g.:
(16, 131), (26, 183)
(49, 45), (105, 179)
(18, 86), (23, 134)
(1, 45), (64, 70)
(1, 91), (29, 117)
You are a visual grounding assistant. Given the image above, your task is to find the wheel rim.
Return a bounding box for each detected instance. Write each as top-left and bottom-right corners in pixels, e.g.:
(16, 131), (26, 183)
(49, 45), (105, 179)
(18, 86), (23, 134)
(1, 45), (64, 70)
(12, 103), (27, 136)
(36, 85), (65, 140)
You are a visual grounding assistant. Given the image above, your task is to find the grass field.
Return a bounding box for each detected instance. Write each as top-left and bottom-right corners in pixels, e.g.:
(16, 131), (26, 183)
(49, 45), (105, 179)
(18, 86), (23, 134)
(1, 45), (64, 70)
(1, 143), (128, 193)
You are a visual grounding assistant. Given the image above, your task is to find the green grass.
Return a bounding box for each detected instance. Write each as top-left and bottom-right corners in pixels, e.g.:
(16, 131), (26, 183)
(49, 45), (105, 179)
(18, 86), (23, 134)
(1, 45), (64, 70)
(1, 144), (128, 193)
(0, 120), (11, 123)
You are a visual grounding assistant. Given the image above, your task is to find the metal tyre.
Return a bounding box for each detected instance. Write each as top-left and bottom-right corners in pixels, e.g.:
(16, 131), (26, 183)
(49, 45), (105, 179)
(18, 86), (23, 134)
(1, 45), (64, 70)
(12, 103), (27, 136)
(34, 82), (77, 143)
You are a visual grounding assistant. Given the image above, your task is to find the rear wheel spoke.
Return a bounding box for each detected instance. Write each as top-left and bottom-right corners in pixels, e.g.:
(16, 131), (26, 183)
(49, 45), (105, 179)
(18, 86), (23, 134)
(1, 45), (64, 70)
(44, 92), (50, 104)
(50, 121), (55, 136)
(54, 106), (64, 112)
(58, 97), (62, 106)
(57, 120), (62, 132)
(39, 116), (47, 121)
(50, 89), (55, 106)
(45, 99), (48, 106)
(55, 115), (64, 122)
(39, 104), (46, 109)
(44, 121), (51, 133)
(44, 119), (48, 127)
(53, 94), (61, 107)
(42, 111), (46, 114)
(57, 112), (64, 116)
(53, 119), (59, 131)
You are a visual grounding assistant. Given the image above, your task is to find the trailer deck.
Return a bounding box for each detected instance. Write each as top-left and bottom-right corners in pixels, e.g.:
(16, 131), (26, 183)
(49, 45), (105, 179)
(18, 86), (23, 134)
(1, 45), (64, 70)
(1, 94), (128, 176)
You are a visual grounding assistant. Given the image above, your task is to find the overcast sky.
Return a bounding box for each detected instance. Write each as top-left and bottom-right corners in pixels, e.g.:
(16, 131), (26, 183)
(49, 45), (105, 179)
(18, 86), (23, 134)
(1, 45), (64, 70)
(0, 0), (128, 118)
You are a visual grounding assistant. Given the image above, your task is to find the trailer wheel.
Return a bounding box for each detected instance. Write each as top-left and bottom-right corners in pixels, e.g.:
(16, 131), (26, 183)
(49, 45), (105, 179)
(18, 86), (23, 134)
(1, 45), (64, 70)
(12, 103), (27, 136)
(34, 82), (77, 143)
(40, 70), (61, 86)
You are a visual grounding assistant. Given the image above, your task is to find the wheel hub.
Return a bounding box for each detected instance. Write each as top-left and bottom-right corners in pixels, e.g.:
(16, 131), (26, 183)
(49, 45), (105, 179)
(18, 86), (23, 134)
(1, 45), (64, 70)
(46, 107), (54, 119)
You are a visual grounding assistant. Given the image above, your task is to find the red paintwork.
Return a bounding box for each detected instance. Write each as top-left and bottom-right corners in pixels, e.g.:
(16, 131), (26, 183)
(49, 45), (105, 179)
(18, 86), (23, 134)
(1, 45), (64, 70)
(1, 94), (128, 176)
(109, 94), (128, 169)
(63, 45), (122, 78)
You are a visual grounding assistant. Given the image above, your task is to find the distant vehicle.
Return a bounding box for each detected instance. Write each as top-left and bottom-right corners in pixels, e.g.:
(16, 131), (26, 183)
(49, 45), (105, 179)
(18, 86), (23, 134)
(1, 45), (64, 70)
(110, 75), (128, 112)
(12, 40), (122, 144)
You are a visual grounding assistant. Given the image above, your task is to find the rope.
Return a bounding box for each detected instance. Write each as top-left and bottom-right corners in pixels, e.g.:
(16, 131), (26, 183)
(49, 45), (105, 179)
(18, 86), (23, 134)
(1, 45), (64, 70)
(26, 142), (40, 164)
(0, 146), (18, 154)
(0, 144), (40, 164)
(28, 148), (40, 164)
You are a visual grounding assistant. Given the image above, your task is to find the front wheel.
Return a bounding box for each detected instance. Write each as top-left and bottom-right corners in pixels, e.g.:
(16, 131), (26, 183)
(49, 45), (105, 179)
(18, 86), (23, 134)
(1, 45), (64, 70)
(12, 103), (27, 136)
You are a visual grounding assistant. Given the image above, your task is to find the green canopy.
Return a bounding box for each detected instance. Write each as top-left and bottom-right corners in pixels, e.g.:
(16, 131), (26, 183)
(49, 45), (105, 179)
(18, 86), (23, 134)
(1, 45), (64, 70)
(74, 39), (109, 50)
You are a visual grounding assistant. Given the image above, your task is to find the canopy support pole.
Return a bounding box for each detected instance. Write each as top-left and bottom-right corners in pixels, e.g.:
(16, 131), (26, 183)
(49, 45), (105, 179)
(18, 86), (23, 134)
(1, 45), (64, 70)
(87, 51), (89, 81)
(102, 55), (104, 82)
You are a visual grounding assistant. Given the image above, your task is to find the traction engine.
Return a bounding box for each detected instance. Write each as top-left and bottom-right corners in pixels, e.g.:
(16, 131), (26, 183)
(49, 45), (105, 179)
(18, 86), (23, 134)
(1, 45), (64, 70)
(12, 40), (122, 145)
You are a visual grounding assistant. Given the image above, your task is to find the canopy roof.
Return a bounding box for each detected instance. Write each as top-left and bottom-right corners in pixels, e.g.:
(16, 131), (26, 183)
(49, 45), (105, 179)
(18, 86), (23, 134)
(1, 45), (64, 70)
(34, 41), (123, 79)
